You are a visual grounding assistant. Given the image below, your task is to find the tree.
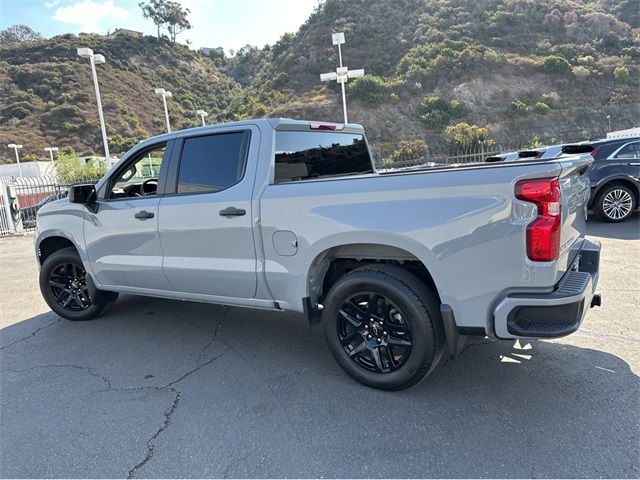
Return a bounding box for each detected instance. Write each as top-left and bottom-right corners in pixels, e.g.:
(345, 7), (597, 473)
(0, 25), (42, 45)
(163, 1), (192, 42)
(139, 0), (166, 40)
(139, 0), (191, 42)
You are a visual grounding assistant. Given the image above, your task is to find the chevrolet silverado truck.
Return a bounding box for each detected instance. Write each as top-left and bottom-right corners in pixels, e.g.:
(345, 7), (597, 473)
(35, 119), (601, 390)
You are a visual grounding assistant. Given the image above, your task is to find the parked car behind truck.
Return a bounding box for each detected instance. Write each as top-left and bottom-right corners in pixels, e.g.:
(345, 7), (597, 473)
(584, 136), (640, 222)
(35, 119), (601, 390)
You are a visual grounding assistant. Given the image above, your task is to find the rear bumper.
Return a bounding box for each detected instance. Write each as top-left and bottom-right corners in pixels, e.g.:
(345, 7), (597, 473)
(494, 239), (601, 339)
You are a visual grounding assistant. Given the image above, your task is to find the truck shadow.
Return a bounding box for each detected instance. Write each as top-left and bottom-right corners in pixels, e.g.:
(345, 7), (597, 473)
(1, 296), (638, 478)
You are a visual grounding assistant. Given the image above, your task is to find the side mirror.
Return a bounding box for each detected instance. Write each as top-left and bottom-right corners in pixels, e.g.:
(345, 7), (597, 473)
(69, 184), (98, 212)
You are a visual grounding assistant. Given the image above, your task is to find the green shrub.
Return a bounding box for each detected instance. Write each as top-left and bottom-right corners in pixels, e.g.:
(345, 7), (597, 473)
(417, 95), (467, 129)
(505, 100), (529, 118)
(0, 102), (32, 121)
(445, 122), (494, 150)
(347, 76), (389, 104)
(614, 66), (631, 84)
(55, 151), (107, 183)
(532, 102), (550, 114)
(386, 139), (428, 166)
(536, 56), (572, 75)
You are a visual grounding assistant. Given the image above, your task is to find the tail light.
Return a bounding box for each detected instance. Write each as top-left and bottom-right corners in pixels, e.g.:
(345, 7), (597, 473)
(515, 178), (562, 261)
(590, 146), (601, 160)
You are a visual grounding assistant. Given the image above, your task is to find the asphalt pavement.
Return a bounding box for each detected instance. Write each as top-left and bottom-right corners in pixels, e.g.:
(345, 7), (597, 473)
(1, 215), (638, 478)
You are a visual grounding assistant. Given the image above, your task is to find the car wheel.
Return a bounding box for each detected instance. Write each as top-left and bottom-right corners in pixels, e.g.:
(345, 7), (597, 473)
(323, 264), (444, 390)
(595, 184), (636, 222)
(39, 247), (118, 321)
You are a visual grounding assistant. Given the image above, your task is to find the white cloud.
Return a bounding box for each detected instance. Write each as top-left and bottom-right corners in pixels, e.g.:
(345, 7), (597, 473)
(52, 0), (129, 33)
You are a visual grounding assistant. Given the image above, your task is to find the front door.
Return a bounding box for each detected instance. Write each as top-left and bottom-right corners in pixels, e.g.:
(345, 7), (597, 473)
(158, 128), (258, 298)
(84, 141), (174, 291)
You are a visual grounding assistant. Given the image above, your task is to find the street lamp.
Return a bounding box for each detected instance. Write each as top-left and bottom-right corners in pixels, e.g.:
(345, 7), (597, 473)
(7, 144), (24, 178)
(155, 88), (173, 132)
(77, 47), (110, 163)
(319, 32), (364, 124)
(196, 109), (208, 126)
(44, 147), (59, 164)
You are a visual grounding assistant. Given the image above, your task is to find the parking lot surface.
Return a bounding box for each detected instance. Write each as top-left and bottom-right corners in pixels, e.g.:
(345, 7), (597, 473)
(1, 215), (639, 478)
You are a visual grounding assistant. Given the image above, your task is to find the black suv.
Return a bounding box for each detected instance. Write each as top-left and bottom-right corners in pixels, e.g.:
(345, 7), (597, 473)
(586, 136), (640, 222)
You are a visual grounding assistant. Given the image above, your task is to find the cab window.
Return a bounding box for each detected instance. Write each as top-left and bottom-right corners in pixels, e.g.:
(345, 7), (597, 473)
(109, 144), (166, 199)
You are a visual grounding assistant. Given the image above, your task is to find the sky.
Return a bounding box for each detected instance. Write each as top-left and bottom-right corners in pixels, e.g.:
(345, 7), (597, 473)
(0, 0), (319, 52)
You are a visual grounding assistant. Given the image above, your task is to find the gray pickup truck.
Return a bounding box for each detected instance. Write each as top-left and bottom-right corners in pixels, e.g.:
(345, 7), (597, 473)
(35, 119), (601, 390)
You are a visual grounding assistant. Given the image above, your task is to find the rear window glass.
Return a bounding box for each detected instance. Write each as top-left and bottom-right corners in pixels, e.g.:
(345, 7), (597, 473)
(274, 131), (373, 183)
(177, 131), (249, 194)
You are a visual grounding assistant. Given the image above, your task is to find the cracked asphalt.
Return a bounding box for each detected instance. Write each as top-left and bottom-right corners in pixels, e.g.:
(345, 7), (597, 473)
(1, 215), (638, 478)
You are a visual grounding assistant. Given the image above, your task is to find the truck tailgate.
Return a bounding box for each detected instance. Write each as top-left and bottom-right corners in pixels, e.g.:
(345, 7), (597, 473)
(556, 154), (593, 280)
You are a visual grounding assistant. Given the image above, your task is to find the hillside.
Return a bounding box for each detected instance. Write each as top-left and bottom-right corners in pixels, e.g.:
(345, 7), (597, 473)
(0, 33), (242, 161)
(1, 0), (639, 164)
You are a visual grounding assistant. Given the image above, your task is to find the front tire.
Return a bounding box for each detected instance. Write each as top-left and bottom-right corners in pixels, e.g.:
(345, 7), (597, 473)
(594, 184), (636, 222)
(323, 264), (444, 390)
(39, 247), (118, 321)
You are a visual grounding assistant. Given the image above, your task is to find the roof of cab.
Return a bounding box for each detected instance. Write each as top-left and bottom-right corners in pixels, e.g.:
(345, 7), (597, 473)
(136, 118), (366, 149)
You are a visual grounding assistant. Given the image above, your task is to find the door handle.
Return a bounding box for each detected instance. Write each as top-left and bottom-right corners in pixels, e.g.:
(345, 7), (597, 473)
(219, 207), (246, 217)
(134, 210), (155, 220)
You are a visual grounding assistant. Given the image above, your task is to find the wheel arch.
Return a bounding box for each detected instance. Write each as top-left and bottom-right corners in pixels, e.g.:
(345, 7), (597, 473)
(590, 176), (639, 207)
(306, 241), (442, 311)
(37, 233), (81, 266)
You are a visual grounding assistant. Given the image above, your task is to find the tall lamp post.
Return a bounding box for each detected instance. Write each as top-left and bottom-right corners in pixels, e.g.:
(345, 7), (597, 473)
(196, 109), (208, 126)
(77, 47), (110, 163)
(320, 32), (364, 124)
(7, 144), (24, 178)
(44, 147), (59, 164)
(155, 88), (173, 132)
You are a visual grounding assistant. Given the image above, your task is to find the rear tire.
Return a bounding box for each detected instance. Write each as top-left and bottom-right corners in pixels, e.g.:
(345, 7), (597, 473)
(323, 264), (444, 390)
(594, 184), (636, 222)
(39, 247), (118, 321)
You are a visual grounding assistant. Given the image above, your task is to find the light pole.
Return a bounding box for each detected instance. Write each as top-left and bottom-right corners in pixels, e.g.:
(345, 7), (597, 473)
(7, 144), (24, 178)
(44, 147), (59, 164)
(319, 32), (364, 124)
(196, 109), (208, 126)
(155, 88), (173, 132)
(77, 47), (111, 163)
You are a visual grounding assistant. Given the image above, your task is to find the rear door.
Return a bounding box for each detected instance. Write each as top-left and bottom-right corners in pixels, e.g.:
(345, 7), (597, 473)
(158, 127), (258, 298)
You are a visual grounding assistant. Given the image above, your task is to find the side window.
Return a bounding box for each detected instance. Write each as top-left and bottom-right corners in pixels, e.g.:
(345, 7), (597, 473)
(109, 144), (166, 199)
(614, 142), (640, 159)
(274, 131), (373, 183)
(177, 131), (249, 194)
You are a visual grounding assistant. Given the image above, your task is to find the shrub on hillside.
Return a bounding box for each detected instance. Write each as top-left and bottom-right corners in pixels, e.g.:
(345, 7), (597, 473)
(445, 122), (494, 150)
(614, 66), (631, 84)
(385, 139), (428, 166)
(347, 76), (389, 104)
(536, 56), (572, 75)
(506, 100), (529, 118)
(416, 96), (467, 129)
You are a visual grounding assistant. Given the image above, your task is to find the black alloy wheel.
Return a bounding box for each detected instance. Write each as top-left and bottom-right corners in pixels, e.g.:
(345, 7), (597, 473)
(337, 293), (413, 373)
